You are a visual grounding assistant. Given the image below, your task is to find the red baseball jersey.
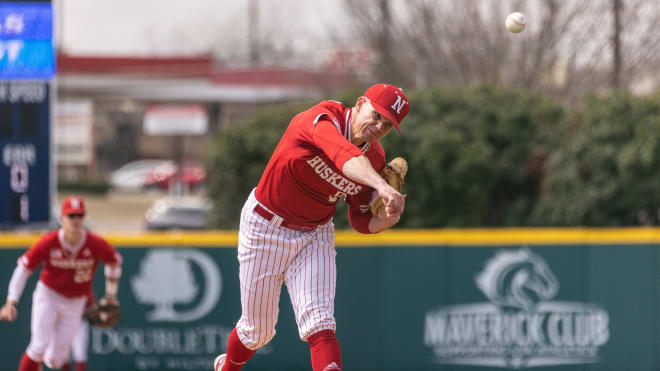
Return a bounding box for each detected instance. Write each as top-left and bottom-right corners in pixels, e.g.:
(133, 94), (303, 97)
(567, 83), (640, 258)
(19, 229), (122, 298)
(255, 100), (386, 233)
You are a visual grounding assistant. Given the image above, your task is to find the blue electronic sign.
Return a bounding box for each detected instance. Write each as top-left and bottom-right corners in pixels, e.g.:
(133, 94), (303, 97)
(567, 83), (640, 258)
(0, 2), (53, 228)
(0, 81), (51, 227)
(0, 2), (54, 79)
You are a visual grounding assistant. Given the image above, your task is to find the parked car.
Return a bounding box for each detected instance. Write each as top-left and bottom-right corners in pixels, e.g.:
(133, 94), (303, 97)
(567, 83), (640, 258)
(144, 196), (212, 230)
(109, 159), (176, 192)
(144, 163), (206, 192)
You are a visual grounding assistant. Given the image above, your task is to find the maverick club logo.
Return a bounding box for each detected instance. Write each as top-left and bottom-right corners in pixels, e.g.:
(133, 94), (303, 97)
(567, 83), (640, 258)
(423, 248), (610, 368)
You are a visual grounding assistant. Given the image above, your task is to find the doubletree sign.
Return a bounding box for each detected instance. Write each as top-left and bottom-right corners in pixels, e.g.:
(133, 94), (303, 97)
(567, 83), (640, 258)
(0, 1), (54, 227)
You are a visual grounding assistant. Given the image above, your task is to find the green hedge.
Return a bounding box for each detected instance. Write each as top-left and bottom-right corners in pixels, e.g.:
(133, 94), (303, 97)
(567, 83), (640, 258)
(58, 180), (111, 194)
(533, 92), (660, 226)
(206, 103), (307, 228)
(380, 85), (563, 227)
(207, 86), (660, 228)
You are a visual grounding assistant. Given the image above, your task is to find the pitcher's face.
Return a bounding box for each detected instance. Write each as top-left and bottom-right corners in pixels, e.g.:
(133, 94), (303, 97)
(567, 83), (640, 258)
(351, 97), (394, 145)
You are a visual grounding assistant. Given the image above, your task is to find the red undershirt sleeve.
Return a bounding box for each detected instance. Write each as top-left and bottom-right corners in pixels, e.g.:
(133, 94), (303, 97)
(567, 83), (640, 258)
(346, 192), (375, 234)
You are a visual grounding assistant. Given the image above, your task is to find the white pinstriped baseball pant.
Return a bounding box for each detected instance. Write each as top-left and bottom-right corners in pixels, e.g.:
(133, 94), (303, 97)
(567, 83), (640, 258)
(27, 281), (86, 368)
(235, 189), (337, 350)
(69, 319), (90, 362)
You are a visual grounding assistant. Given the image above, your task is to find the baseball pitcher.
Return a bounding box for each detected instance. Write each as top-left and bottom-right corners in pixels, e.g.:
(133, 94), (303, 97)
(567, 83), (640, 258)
(214, 83), (410, 371)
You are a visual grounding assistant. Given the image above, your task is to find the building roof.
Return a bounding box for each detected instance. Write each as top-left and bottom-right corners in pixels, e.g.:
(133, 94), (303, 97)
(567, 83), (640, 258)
(57, 54), (214, 77)
(56, 53), (357, 102)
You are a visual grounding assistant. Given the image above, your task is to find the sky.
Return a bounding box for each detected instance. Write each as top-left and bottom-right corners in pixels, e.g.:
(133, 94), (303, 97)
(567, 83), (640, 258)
(55, 0), (346, 57)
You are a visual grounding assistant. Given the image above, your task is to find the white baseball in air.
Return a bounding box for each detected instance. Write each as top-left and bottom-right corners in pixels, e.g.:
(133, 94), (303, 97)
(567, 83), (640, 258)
(505, 12), (527, 33)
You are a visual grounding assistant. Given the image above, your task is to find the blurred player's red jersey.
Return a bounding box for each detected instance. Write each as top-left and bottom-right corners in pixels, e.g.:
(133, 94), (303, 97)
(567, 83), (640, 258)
(19, 230), (121, 298)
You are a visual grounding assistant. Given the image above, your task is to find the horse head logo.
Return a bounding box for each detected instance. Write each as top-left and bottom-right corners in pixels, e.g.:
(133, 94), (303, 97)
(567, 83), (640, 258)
(475, 248), (558, 312)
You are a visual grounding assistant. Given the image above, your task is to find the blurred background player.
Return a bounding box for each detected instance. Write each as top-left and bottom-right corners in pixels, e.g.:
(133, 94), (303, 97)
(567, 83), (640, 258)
(0, 196), (122, 371)
(213, 83), (409, 371)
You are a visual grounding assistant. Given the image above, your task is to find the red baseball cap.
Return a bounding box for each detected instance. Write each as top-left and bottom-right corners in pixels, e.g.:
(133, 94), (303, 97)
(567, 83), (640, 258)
(61, 196), (86, 215)
(364, 83), (410, 133)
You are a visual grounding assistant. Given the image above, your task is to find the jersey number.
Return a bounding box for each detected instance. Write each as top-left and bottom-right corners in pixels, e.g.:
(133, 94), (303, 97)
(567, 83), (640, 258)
(328, 191), (346, 203)
(74, 268), (93, 283)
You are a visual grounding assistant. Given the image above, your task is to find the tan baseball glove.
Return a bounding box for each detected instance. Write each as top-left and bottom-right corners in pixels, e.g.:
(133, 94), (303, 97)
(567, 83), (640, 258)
(370, 157), (408, 216)
(84, 297), (121, 328)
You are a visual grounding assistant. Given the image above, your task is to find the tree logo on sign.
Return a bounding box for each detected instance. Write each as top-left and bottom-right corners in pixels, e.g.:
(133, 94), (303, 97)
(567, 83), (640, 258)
(131, 249), (222, 322)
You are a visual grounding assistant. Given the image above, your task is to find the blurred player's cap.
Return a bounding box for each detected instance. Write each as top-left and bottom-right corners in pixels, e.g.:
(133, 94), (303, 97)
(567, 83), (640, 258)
(364, 83), (410, 133)
(61, 196), (86, 215)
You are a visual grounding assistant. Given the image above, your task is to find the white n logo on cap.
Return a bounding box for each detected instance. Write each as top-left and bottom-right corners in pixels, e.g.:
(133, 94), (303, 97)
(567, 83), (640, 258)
(71, 198), (81, 209)
(390, 95), (407, 114)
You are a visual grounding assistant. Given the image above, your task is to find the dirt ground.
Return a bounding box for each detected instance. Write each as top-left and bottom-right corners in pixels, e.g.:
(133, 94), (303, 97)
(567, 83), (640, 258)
(56, 191), (163, 233)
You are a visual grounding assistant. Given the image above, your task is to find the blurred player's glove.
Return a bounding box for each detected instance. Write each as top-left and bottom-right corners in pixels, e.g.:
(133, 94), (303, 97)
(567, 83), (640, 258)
(370, 157), (408, 216)
(84, 297), (121, 328)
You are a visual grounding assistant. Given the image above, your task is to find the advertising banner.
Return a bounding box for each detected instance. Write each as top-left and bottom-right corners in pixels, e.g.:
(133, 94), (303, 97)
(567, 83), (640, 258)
(143, 104), (208, 136)
(0, 231), (658, 371)
(54, 99), (94, 165)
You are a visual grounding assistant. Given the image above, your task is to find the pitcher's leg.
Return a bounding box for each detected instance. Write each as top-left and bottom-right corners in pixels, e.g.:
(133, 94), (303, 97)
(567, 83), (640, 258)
(308, 329), (342, 371)
(217, 328), (256, 371)
(285, 226), (337, 340)
(235, 222), (293, 349)
(285, 225), (341, 371)
(221, 191), (300, 371)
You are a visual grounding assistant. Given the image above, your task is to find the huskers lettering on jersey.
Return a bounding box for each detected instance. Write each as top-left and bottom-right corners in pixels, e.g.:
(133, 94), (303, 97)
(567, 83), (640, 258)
(256, 100), (386, 226)
(306, 156), (362, 196)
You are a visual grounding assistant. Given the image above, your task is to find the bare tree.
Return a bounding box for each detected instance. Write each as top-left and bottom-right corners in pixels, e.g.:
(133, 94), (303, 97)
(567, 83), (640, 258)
(341, 0), (660, 99)
(248, 0), (260, 66)
(617, 1), (660, 89)
(612, 0), (622, 89)
(210, 1), (308, 68)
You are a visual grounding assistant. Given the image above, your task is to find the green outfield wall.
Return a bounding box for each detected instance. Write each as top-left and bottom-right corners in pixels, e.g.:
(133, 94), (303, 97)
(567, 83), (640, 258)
(0, 228), (658, 371)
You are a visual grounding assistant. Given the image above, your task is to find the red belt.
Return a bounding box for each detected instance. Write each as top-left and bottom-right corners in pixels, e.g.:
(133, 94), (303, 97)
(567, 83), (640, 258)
(253, 204), (316, 232)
